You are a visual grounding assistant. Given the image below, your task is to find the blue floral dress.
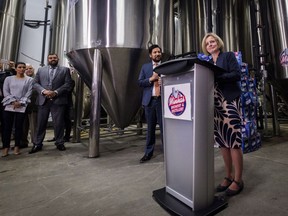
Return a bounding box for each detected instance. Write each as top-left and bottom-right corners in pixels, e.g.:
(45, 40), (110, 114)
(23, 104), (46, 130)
(214, 85), (242, 149)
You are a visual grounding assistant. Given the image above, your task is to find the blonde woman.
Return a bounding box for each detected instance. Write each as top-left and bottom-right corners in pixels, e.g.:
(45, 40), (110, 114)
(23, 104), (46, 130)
(201, 33), (244, 196)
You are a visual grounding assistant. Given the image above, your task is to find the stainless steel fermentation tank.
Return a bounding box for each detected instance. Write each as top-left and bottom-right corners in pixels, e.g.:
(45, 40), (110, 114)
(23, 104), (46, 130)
(268, 0), (288, 79)
(65, 0), (174, 130)
(62, 0), (174, 157)
(174, 0), (253, 65)
(210, 0), (288, 105)
(64, 0), (257, 129)
(266, 0), (288, 105)
(0, 0), (26, 62)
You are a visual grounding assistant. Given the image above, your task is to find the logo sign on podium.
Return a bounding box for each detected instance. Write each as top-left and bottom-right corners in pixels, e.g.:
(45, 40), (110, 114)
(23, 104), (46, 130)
(164, 83), (192, 121)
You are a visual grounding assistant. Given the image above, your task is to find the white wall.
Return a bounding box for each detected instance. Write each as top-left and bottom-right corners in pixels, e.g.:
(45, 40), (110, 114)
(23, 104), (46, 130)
(18, 0), (55, 71)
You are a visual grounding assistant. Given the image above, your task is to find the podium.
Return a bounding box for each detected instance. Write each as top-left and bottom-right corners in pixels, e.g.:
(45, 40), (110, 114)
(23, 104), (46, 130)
(153, 58), (227, 215)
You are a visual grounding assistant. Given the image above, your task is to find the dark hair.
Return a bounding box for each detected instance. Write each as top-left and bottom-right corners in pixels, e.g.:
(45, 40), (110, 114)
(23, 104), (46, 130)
(48, 53), (58, 57)
(148, 44), (162, 54)
(15, 62), (26, 68)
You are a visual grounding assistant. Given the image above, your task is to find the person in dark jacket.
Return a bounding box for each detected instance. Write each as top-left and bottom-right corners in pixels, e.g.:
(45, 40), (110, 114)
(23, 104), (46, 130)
(21, 64), (38, 148)
(138, 44), (163, 163)
(201, 33), (244, 196)
(29, 54), (73, 154)
(0, 61), (14, 137)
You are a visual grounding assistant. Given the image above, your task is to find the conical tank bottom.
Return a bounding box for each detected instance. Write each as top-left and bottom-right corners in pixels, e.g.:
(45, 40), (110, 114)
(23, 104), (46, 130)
(67, 48), (149, 128)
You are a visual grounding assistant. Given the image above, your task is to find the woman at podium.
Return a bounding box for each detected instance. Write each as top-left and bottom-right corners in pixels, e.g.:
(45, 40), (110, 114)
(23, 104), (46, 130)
(201, 33), (244, 196)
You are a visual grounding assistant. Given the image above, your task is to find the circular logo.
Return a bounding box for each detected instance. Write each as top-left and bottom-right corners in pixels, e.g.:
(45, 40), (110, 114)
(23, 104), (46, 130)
(280, 48), (288, 67)
(168, 89), (186, 116)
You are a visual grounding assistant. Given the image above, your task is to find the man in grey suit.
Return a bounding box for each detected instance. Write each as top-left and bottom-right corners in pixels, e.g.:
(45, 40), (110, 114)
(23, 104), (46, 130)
(29, 53), (73, 154)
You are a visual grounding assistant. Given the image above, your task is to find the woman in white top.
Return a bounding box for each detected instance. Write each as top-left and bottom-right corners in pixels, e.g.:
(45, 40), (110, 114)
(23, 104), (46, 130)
(1, 62), (33, 156)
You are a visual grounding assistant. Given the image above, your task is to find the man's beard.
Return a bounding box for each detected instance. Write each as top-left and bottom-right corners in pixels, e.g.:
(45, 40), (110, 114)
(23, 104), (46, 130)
(49, 61), (58, 67)
(153, 56), (161, 62)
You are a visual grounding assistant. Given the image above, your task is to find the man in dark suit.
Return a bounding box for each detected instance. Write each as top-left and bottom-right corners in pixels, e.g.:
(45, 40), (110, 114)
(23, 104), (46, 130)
(46, 79), (75, 143)
(138, 44), (163, 163)
(0, 61), (14, 137)
(29, 53), (73, 154)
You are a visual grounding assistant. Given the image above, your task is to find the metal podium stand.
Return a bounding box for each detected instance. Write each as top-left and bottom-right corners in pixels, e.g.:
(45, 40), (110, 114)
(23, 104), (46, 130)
(153, 58), (227, 216)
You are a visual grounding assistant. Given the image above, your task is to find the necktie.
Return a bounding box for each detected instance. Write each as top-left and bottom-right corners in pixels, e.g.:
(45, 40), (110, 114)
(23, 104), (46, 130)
(153, 63), (160, 97)
(49, 68), (55, 87)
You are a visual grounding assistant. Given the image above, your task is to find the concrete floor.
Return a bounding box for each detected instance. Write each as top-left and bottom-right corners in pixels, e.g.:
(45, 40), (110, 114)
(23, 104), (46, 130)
(0, 123), (288, 216)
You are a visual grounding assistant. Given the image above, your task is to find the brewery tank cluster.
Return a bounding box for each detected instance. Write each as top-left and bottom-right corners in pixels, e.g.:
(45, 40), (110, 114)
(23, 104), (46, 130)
(64, 0), (174, 129)
(266, 0), (288, 106)
(0, 0), (26, 64)
(1, 0), (288, 138)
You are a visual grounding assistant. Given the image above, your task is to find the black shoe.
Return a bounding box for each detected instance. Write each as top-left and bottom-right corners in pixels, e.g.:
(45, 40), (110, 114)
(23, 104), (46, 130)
(140, 155), (152, 163)
(47, 137), (56, 142)
(57, 144), (66, 151)
(216, 177), (233, 192)
(29, 145), (42, 154)
(225, 180), (244, 196)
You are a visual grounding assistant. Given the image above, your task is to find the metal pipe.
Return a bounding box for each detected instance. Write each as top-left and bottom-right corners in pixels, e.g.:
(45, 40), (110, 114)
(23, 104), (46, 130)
(207, 0), (213, 32)
(0, 0), (26, 61)
(261, 66), (270, 136)
(136, 109), (143, 135)
(216, 0), (223, 37)
(249, 0), (260, 72)
(40, 0), (51, 66)
(88, 49), (102, 158)
(270, 84), (280, 136)
(73, 75), (84, 143)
